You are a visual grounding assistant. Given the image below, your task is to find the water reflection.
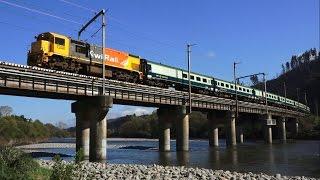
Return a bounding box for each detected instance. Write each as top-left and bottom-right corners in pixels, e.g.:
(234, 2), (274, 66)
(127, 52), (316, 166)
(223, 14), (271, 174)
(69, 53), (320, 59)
(208, 148), (220, 167)
(158, 152), (171, 166)
(36, 138), (320, 177)
(176, 152), (189, 166)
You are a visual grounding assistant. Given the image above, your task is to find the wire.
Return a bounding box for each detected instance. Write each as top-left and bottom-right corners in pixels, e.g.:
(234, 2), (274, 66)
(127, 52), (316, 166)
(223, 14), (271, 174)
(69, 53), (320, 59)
(0, 6), (79, 33)
(53, 0), (183, 49)
(14, 0), (93, 23)
(58, 0), (97, 13)
(0, 0), (82, 25)
(90, 26), (103, 38)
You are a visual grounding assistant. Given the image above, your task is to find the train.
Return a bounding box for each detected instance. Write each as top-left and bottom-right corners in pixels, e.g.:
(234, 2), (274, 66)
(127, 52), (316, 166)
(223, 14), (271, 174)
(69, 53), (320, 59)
(27, 32), (310, 112)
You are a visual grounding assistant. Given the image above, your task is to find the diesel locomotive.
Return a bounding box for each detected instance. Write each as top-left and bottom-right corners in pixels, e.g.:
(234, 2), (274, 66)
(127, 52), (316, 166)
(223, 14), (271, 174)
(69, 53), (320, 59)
(27, 32), (310, 112)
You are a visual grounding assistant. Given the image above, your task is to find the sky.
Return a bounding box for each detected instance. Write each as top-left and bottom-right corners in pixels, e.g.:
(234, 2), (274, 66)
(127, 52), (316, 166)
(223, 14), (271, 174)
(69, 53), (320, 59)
(0, 0), (318, 127)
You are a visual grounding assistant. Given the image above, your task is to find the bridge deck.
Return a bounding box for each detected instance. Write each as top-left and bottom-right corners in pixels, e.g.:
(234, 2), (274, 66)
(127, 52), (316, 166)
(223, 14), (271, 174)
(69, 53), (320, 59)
(0, 62), (307, 117)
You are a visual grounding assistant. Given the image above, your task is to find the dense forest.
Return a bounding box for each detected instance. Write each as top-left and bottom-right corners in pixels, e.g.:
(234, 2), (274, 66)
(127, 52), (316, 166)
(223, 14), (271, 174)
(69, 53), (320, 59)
(0, 106), (71, 145)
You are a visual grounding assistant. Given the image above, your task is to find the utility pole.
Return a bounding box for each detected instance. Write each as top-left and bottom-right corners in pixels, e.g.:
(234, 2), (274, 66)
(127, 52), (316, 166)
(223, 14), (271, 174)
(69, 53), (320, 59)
(187, 44), (196, 114)
(102, 9), (106, 95)
(304, 91), (308, 111)
(233, 62), (240, 118)
(283, 82), (287, 103)
(296, 88), (300, 103)
(263, 73), (268, 114)
(78, 9), (106, 95)
(304, 91), (308, 105)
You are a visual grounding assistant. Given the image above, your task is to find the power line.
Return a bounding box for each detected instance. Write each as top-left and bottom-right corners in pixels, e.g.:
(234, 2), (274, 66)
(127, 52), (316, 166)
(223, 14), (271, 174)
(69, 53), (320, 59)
(0, 0), (82, 25)
(52, 0), (183, 49)
(58, 0), (97, 13)
(13, 0), (93, 24)
(0, 6), (79, 33)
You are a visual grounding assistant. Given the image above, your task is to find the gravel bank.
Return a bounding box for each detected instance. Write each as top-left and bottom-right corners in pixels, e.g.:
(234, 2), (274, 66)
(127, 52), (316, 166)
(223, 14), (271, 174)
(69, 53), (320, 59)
(38, 160), (319, 180)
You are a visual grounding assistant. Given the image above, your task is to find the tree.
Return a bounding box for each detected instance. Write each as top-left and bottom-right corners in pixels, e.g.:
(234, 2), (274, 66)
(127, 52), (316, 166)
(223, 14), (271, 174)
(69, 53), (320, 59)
(56, 121), (68, 130)
(0, 106), (13, 117)
(250, 75), (259, 85)
(285, 62), (290, 72)
(281, 64), (286, 74)
(290, 56), (297, 69)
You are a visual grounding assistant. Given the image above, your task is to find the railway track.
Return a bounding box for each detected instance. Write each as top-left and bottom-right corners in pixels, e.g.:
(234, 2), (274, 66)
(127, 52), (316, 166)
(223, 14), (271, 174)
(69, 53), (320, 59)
(0, 61), (308, 117)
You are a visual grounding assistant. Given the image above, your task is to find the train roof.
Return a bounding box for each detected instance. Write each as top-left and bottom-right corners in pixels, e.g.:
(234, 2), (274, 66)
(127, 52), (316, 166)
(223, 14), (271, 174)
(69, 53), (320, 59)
(145, 59), (214, 79)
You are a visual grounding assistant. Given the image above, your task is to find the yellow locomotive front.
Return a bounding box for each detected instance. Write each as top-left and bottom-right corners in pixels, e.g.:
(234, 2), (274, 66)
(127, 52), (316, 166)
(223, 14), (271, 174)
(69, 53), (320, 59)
(27, 32), (70, 68)
(27, 32), (143, 82)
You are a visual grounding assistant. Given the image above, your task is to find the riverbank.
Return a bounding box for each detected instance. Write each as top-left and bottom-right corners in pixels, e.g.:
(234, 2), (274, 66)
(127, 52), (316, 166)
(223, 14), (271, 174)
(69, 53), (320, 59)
(38, 160), (318, 180)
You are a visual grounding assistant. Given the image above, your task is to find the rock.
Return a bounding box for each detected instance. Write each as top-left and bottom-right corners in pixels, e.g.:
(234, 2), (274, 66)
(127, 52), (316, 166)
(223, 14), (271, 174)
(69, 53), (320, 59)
(35, 160), (317, 180)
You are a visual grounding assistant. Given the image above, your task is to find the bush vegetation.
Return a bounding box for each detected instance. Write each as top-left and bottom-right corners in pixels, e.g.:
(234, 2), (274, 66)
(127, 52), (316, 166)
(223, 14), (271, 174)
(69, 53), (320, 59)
(0, 146), (51, 179)
(0, 114), (71, 145)
(50, 155), (75, 180)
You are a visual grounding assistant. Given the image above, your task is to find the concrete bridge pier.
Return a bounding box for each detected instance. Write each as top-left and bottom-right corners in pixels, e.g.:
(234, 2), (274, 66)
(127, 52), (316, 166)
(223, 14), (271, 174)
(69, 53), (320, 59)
(72, 96), (113, 163)
(157, 107), (171, 152)
(207, 111), (219, 147)
(264, 114), (273, 144)
(237, 126), (244, 144)
(295, 119), (299, 136)
(279, 117), (286, 142)
(225, 111), (237, 146)
(72, 103), (90, 160)
(175, 106), (189, 151)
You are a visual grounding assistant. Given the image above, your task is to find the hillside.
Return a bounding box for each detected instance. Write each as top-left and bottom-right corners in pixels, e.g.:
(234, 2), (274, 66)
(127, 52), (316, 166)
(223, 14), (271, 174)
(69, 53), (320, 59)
(255, 55), (320, 115)
(0, 114), (71, 145)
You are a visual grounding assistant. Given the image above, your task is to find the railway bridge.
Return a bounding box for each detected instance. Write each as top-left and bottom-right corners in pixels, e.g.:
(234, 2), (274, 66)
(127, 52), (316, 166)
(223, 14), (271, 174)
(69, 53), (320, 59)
(0, 61), (307, 162)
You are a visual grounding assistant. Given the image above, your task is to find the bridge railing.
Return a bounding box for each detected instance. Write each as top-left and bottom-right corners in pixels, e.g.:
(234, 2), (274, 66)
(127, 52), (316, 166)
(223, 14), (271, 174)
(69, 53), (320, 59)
(0, 61), (308, 117)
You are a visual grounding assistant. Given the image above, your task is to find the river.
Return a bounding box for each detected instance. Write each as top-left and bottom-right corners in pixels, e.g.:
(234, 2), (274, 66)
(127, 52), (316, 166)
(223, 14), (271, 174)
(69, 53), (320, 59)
(33, 138), (320, 177)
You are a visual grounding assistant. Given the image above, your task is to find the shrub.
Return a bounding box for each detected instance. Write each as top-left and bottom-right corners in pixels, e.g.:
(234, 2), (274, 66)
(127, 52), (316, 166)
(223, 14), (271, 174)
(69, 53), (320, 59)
(50, 155), (75, 180)
(75, 148), (85, 164)
(0, 146), (40, 180)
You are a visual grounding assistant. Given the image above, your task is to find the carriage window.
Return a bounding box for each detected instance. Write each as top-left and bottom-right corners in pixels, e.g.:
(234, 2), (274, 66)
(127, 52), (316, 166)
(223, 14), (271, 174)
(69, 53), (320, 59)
(221, 83), (224, 87)
(196, 77), (201, 81)
(231, 85), (234, 89)
(226, 84), (229, 88)
(239, 87), (242, 91)
(55, 37), (65, 46)
(182, 73), (187, 78)
(190, 75), (194, 80)
(247, 89), (249, 92)
(203, 79), (207, 83)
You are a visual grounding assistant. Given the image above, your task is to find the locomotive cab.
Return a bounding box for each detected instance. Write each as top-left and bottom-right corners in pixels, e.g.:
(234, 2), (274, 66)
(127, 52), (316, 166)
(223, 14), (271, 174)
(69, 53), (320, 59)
(27, 32), (70, 67)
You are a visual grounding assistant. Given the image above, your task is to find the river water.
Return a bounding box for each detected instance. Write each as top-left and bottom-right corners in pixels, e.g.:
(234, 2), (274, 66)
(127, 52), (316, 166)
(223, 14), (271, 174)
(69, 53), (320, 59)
(37, 138), (320, 177)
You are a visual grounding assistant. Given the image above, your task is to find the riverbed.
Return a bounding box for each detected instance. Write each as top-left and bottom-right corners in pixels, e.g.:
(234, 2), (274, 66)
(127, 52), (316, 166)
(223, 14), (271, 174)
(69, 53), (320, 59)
(18, 138), (320, 177)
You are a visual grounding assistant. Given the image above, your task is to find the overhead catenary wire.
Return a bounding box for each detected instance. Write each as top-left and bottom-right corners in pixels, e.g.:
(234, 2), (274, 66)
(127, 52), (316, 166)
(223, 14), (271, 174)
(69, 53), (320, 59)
(52, 0), (214, 66)
(12, 0), (95, 24)
(58, 0), (97, 13)
(0, 0), (82, 25)
(3, 0), (213, 69)
(54, 0), (184, 49)
(0, 6), (79, 33)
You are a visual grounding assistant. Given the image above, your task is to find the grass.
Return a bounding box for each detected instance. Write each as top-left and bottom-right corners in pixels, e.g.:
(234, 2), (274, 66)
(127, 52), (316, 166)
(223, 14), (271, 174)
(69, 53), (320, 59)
(30, 167), (52, 180)
(0, 146), (87, 179)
